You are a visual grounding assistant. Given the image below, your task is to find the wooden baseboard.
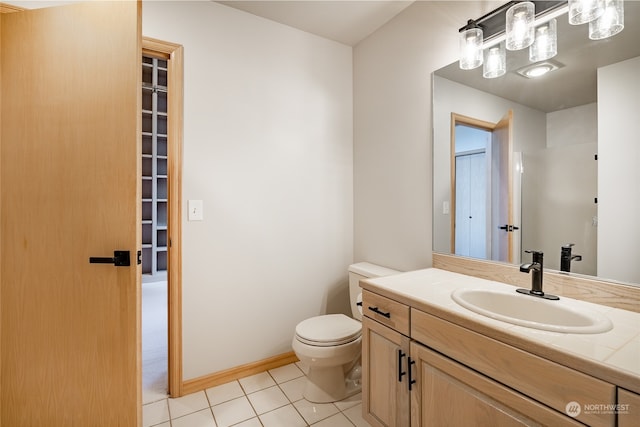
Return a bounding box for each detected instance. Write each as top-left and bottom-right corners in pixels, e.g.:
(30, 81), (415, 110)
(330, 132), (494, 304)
(181, 352), (299, 396)
(433, 253), (640, 313)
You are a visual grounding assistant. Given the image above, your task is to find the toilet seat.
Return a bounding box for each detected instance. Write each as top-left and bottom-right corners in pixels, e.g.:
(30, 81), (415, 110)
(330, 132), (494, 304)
(295, 314), (361, 347)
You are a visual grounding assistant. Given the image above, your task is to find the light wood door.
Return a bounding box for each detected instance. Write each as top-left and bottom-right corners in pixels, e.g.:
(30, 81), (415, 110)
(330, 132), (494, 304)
(410, 342), (582, 427)
(491, 110), (514, 263)
(1, 2), (141, 426)
(362, 317), (411, 427)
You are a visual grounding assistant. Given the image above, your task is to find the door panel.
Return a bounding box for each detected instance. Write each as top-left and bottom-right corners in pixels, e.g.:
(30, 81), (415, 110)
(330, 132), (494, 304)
(362, 317), (410, 427)
(491, 110), (513, 263)
(455, 152), (487, 259)
(1, 2), (141, 425)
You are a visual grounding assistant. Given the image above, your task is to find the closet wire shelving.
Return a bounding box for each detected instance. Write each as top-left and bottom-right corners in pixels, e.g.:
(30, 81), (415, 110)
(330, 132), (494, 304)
(142, 56), (168, 281)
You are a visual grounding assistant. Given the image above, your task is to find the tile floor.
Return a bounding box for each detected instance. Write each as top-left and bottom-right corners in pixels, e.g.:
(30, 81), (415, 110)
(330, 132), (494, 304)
(143, 362), (370, 427)
(143, 280), (169, 405)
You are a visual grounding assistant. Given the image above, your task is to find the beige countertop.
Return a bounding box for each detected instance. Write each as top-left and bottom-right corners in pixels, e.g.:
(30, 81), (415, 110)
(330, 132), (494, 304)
(361, 268), (640, 394)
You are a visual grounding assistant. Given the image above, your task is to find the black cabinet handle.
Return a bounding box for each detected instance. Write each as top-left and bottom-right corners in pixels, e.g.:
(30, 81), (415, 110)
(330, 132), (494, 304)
(89, 250), (131, 267)
(398, 350), (406, 382)
(408, 357), (416, 391)
(368, 306), (391, 318)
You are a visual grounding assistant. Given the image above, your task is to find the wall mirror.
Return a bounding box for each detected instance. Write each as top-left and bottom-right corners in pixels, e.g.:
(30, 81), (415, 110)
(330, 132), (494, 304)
(432, 1), (640, 285)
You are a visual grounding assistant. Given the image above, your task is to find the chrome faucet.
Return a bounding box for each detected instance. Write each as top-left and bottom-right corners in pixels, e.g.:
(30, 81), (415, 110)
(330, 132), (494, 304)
(517, 250), (559, 300)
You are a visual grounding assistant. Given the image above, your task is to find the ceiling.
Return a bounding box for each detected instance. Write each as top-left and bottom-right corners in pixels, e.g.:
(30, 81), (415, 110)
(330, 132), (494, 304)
(215, 0), (415, 46)
(7, 0), (415, 45)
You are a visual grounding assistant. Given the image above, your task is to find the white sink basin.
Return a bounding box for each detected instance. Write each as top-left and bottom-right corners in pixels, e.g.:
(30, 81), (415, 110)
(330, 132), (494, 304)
(451, 288), (613, 334)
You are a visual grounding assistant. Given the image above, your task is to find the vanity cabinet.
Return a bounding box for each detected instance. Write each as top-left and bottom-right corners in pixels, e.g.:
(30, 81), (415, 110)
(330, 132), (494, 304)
(362, 316), (410, 427)
(362, 287), (619, 427)
(618, 388), (640, 427)
(409, 341), (581, 426)
(361, 291), (411, 427)
(411, 309), (615, 426)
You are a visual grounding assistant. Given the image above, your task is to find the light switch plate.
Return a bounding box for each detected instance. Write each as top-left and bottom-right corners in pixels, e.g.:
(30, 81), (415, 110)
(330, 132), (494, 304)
(188, 200), (203, 221)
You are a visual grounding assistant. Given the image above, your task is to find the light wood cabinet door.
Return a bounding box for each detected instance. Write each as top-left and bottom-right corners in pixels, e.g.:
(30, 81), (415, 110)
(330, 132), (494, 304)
(411, 309), (615, 426)
(410, 341), (582, 427)
(362, 316), (411, 427)
(618, 388), (640, 427)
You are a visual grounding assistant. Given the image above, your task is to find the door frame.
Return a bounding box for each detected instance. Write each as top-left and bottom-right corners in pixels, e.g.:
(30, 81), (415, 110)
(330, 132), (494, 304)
(142, 37), (184, 398)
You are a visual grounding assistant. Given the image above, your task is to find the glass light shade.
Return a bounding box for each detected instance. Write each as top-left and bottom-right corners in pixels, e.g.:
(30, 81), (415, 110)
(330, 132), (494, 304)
(506, 2), (535, 51)
(569, 0), (605, 25)
(483, 42), (506, 79)
(530, 19), (557, 62)
(589, 0), (624, 39)
(459, 27), (483, 70)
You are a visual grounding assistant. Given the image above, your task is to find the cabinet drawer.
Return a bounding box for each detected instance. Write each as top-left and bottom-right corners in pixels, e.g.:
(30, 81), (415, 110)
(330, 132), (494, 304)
(411, 309), (616, 427)
(362, 290), (410, 336)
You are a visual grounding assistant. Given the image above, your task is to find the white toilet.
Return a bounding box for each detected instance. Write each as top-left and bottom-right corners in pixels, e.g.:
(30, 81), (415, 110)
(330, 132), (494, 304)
(292, 262), (399, 403)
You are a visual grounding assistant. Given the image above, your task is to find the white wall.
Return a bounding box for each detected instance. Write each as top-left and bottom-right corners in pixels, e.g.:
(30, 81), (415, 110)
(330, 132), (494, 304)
(524, 104), (598, 275)
(598, 56), (640, 284)
(142, 1), (353, 380)
(524, 142), (598, 275)
(353, 1), (503, 272)
(547, 103), (597, 148)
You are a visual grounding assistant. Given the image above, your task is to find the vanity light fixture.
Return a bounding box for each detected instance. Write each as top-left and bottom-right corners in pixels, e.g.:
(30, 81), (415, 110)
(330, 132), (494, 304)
(569, 0), (605, 25)
(589, 0), (624, 39)
(530, 18), (557, 61)
(483, 42), (506, 78)
(458, 0), (625, 78)
(506, 1), (535, 50)
(459, 24), (484, 70)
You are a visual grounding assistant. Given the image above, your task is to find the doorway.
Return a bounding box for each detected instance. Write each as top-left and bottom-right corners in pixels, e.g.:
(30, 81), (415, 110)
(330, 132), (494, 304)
(141, 53), (169, 403)
(142, 37), (184, 399)
(451, 111), (514, 263)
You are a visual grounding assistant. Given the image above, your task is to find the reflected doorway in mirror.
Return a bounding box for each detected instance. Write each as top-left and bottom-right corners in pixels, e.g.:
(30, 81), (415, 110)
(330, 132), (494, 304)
(451, 111), (516, 263)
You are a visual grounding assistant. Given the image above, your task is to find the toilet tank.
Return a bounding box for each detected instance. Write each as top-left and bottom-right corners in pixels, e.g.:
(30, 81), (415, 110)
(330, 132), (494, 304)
(348, 262), (400, 321)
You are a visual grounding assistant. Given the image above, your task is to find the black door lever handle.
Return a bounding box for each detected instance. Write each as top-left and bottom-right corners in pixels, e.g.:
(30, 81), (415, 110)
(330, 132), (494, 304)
(89, 250), (131, 266)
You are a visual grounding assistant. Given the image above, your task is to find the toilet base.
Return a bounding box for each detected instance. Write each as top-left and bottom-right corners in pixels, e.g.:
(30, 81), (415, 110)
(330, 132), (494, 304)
(303, 361), (362, 403)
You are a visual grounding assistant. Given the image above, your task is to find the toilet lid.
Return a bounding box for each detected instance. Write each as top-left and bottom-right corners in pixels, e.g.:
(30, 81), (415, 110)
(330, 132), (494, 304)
(295, 314), (362, 347)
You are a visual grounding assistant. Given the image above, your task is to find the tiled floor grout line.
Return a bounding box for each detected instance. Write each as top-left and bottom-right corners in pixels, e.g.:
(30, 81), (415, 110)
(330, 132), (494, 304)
(144, 364), (365, 427)
(202, 389), (217, 427)
(259, 368), (359, 427)
(270, 371), (339, 427)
